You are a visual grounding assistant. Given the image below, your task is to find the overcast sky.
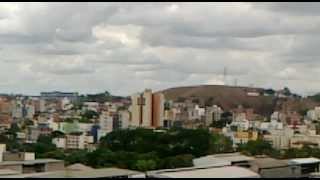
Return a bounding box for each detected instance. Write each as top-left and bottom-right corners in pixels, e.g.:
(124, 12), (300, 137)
(0, 2), (320, 96)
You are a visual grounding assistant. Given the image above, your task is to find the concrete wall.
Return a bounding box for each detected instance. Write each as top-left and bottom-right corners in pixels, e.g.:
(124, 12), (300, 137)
(3, 153), (24, 161)
(258, 166), (301, 178)
(0, 164), (23, 173)
(46, 161), (65, 172)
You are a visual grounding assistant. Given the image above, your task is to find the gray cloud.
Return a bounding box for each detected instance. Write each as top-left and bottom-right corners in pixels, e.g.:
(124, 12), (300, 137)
(0, 3), (319, 96)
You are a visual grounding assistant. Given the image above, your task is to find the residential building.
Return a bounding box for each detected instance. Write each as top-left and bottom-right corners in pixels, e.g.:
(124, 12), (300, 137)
(130, 89), (164, 128)
(205, 105), (223, 126)
(82, 102), (100, 112)
(99, 111), (113, 133)
(263, 127), (294, 150)
(65, 132), (85, 150)
(118, 110), (131, 129)
(53, 133), (93, 150)
(187, 104), (205, 121)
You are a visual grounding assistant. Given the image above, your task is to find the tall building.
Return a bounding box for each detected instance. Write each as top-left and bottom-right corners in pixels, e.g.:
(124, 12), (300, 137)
(130, 89), (164, 128)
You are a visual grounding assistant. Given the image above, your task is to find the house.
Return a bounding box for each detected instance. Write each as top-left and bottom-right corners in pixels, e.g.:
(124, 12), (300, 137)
(53, 132), (94, 150)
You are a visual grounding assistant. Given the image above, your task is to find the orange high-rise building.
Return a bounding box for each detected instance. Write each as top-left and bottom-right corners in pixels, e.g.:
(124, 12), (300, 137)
(130, 89), (164, 128)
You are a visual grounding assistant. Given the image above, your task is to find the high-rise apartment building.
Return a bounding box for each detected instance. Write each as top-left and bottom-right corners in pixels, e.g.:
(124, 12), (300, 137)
(130, 89), (164, 128)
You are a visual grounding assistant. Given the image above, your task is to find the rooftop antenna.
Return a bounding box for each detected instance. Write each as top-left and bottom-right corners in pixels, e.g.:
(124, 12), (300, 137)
(234, 78), (238, 87)
(223, 67), (228, 86)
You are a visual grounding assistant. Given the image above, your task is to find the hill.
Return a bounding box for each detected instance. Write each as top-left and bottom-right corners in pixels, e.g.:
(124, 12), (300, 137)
(160, 85), (320, 116)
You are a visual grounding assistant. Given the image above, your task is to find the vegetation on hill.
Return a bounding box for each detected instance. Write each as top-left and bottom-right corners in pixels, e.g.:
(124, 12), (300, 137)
(308, 93), (320, 103)
(78, 91), (128, 104)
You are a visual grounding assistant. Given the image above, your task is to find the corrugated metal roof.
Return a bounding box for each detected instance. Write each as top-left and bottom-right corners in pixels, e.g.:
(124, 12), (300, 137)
(149, 166), (260, 178)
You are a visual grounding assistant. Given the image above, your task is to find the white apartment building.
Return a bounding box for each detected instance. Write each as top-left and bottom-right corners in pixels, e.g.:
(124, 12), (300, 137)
(307, 107), (320, 121)
(52, 138), (66, 149)
(205, 105), (223, 125)
(78, 123), (94, 133)
(65, 133), (85, 150)
(11, 101), (23, 119)
(118, 110), (131, 129)
(231, 119), (250, 131)
(25, 103), (35, 119)
(259, 120), (284, 132)
(61, 97), (73, 111)
(264, 127), (294, 150)
(99, 111), (113, 133)
(188, 105), (205, 121)
(82, 102), (100, 112)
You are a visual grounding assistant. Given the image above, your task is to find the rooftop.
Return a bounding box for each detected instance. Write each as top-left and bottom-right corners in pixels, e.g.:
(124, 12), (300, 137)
(250, 158), (289, 169)
(66, 163), (93, 171)
(2, 168), (142, 178)
(211, 153), (254, 162)
(0, 169), (21, 176)
(0, 159), (62, 166)
(288, 157), (320, 165)
(193, 156), (231, 167)
(193, 153), (254, 167)
(148, 166), (260, 178)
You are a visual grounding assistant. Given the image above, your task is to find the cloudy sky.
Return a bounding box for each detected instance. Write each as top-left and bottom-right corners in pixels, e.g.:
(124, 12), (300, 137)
(0, 2), (320, 96)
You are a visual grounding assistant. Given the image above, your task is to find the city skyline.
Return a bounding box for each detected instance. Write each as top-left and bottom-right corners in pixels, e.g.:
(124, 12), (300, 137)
(1, 3), (320, 96)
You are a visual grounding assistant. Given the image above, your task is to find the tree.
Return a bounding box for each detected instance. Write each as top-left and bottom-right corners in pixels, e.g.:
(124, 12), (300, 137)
(237, 139), (274, 156)
(51, 131), (65, 138)
(176, 97), (186, 103)
(134, 160), (157, 171)
(164, 101), (171, 111)
(39, 149), (66, 159)
(159, 154), (194, 169)
(204, 97), (214, 107)
(82, 110), (99, 119)
(309, 93), (320, 102)
(283, 87), (291, 96)
(64, 150), (88, 165)
(264, 89), (275, 95)
(7, 123), (20, 137)
(208, 134), (233, 154)
(298, 108), (308, 117)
